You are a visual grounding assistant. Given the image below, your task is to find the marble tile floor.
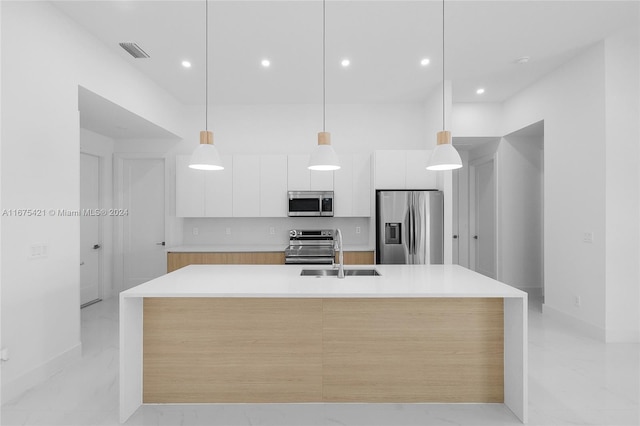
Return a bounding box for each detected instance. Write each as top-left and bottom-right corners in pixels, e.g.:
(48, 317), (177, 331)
(1, 296), (639, 426)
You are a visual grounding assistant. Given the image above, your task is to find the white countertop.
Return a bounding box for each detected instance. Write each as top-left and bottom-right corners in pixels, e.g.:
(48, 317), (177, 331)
(166, 245), (374, 253)
(121, 264), (527, 299)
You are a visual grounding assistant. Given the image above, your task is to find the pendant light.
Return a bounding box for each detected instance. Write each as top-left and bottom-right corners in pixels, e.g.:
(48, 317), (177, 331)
(308, 0), (340, 171)
(189, 0), (224, 171)
(427, 0), (462, 171)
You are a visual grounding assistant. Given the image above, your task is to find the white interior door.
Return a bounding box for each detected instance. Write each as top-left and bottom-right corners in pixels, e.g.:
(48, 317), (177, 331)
(80, 153), (102, 306)
(122, 158), (165, 290)
(470, 157), (497, 279)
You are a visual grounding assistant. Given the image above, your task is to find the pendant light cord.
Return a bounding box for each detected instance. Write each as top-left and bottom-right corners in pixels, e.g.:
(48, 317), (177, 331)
(205, 0), (209, 131)
(442, 0), (445, 131)
(322, 0), (326, 132)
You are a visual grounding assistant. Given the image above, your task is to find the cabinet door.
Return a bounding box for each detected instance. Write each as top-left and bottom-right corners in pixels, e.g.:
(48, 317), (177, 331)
(310, 169), (334, 191)
(176, 155), (205, 217)
(374, 150), (405, 189)
(352, 153), (371, 216)
(260, 155), (288, 217)
(232, 155), (261, 217)
(287, 154), (311, 191)
(333, 155), (353, 217)
(405, 150), (437, 189)
(205, 155), (233, 217)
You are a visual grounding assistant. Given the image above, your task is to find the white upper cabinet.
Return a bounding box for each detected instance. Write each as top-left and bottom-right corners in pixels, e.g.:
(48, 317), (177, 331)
(352, 153), (372, 216)
(176, 155), (205, 217)
(232, 155), (260, 217)
(405, 150), (437, 189)
(374, 150), (406, 189)
(334, 154), (371, 217)
(287, 154), (311, 191)
(374, 150), (437, 190)
(260, 155), (288, 217)
(204, 155), (233, 217)
(287, 154), (334, 191)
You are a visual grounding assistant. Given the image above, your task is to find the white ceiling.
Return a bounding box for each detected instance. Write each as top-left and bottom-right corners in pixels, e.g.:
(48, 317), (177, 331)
(53, 0), (639, 107)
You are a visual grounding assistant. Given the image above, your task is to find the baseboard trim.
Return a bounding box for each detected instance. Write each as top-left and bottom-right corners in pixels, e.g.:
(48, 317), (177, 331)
(542, 304), (605, 341)
(1, 342), (82, 404)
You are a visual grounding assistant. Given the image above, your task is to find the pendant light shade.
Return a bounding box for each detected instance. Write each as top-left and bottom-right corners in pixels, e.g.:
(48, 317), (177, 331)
(309, 132), (340, 171)
(427, 131), (462, 171)
(189, 0), (224, 171)
(308, 0), (340, 171)
(189, 131), (223, 171)
(427, 0), (462, 172)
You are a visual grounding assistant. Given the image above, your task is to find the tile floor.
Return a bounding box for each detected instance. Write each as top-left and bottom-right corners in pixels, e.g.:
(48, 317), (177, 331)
(1, 296), (639, 426)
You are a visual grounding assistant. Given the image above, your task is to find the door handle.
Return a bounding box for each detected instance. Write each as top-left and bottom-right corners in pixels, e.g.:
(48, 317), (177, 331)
(453, 235), (458, 239)
(93, 244), (101, 250)
(473, 235), (478, 240)
(80, 261), (85, 266)
(156, 241), (166, 246)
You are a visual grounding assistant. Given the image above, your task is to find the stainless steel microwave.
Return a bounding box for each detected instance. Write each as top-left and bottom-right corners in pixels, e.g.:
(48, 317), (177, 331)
(288, 191), (334, 217)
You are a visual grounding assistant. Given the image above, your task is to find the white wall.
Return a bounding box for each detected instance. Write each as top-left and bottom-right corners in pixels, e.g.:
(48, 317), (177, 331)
(183, 217), (371, 248)
(0, 1), (187, 402)
(181, 102), (429, 156)
(498, 135), (544, 294)
(453, 103), (502, 137)
(604, 26), (640, 342)
(500, 42), (607, 338)
(79, 129), (115, 299)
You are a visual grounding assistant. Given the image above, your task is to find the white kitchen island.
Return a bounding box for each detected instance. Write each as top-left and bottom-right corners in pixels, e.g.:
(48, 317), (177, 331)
(119, 264), (528, 423)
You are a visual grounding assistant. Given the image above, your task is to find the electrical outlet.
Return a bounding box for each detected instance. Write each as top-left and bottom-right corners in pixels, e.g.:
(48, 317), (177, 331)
(225, 227), (231, 235)
(574, 296), (581, 307)
(192, 227), (199, 236)
(583, 232), (594, 243)
(29, 243), (48, 259)
(355, 226), (361, 234)
(269, 227), (275, 235)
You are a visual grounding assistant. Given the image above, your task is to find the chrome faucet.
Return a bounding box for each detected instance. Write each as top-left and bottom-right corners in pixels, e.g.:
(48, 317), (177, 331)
(334, 228), (345, 279)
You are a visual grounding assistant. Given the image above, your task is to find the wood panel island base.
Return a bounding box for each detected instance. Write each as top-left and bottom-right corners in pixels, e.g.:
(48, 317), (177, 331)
(120, 265), (528, 423)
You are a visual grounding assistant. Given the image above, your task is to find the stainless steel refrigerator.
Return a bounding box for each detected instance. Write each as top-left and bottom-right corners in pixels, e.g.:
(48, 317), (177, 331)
(376, 190), (444, 264)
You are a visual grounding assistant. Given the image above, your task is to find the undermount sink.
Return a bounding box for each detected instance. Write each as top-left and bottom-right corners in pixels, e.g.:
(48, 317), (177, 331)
(300, 268), (381, 277)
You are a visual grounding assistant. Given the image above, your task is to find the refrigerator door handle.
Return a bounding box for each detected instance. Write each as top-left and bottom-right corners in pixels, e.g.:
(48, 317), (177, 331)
(404, 203), (411, 258)
(411, 202), (417, 256)
(415, 196), (423, 263)
(408, 194), (416, 256)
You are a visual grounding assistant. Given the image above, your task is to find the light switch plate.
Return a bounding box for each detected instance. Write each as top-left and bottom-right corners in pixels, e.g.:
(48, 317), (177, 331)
(583, 232), (594, 243)
(225, 227), (231, 235)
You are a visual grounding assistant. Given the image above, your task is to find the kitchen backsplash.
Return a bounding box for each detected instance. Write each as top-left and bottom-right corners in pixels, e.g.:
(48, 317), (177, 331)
(183, 217), (372, 247)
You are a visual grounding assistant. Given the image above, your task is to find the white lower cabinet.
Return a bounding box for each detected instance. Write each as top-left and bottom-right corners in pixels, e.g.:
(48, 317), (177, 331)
(334, 154), (371, 217)
(374, 150), (437, 190)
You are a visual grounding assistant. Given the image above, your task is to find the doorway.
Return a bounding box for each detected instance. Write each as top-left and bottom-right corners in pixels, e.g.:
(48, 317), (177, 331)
(470, 156), (497, 279)
(80, 153), (102, 307)
(115, 156), (166, 291)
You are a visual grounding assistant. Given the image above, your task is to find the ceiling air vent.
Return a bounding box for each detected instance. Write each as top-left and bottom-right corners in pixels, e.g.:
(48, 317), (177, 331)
(119, 42), (150, 59)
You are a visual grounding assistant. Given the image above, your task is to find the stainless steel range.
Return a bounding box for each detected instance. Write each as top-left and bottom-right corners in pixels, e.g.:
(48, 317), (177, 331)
(285, 229), (335, 265)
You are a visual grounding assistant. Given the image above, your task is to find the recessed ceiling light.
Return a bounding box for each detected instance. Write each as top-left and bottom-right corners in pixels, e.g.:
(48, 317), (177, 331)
(420, 58), (430, 66)
(261, 59), (271, 68)
(181, 60), (192, 68)
(341, 59), (350, 67)
(476, 88), (485, 95)
(514, 56), (530, 64)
